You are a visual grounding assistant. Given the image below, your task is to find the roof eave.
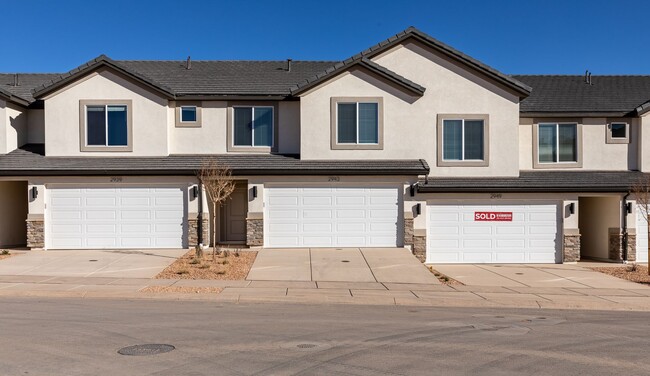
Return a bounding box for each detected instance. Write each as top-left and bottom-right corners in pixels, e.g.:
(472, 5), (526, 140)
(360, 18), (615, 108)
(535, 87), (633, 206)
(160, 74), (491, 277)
(520, 111), (633, 118)
(32, 57), (176, 100)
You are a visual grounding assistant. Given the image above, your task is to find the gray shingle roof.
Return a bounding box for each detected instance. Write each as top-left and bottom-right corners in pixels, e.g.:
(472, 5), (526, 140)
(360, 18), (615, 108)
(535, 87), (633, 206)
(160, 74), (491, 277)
(514, 75), (650, 115)
(0, 145), (429, 176)
(31, 55), (338, 99)
(419, 170), (648, 193)
(0, 73), (60, 104)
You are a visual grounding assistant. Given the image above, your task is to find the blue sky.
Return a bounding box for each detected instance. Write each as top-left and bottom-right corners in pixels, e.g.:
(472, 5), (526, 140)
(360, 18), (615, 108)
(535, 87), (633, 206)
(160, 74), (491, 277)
(2, 0), (648, 74)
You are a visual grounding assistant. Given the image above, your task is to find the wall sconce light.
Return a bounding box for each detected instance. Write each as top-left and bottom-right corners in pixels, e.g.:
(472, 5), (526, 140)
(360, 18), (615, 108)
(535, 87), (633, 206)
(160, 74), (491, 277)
(252, 186), (258, 198)
(30, 186), (38, 200)
(626, 202), (633, 214)
(191, 185), (199, 200)
(415, 203), (421, 215)
(568, 202), (575, 215)
(410, 183), (418, 197)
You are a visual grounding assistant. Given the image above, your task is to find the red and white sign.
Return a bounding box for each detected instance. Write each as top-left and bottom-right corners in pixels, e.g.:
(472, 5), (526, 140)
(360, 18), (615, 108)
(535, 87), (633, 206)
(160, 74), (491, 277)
(474, 211), (513, 222)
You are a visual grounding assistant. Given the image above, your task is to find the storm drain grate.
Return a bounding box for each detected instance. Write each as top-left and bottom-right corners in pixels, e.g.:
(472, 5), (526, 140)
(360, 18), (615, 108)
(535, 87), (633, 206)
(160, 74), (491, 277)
(296, 343), (318, 349)
(341, 260), (350, 263)
(118, 344), (175, 356)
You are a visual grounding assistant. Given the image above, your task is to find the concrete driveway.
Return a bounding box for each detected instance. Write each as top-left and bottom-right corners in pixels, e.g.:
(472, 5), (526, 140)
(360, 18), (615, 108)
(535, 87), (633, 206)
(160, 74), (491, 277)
(247, 248), (438, 284)
(434, 263), (647, 289)
(0, 249), (186, 278)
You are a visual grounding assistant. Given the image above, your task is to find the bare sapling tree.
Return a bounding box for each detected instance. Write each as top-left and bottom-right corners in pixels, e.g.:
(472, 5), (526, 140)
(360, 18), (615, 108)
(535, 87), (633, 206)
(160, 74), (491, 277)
(196, 159), (236, 260)
(632, 175), (650, 275)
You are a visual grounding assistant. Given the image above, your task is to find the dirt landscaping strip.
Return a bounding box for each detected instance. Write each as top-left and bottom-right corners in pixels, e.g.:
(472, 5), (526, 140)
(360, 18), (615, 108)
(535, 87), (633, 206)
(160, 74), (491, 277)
(428, 267), (463, 286)
(141, 286), (223, 294)
(155, 249), (257, 280)
(0, 251), (14, 261)
(590, 265), (650, 286)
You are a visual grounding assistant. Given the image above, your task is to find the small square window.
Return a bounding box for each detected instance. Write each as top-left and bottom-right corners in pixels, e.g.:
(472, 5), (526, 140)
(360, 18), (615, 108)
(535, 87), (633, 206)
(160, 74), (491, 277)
(611, 123), (626, 138)
(181, 106), (197, 122)
(606, 122), (629, 144)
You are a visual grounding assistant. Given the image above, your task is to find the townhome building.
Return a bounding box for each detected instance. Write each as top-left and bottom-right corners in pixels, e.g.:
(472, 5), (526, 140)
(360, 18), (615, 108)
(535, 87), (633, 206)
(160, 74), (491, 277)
(1, 27), (649, 264)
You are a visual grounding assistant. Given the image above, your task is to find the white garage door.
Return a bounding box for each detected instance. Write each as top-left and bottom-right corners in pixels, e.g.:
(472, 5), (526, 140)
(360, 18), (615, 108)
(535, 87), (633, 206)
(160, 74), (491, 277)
(47, 186), (186, 249)
(427, 202), (560, 264)
(265, 187), (399, 247)
(636, 204), (648, 262)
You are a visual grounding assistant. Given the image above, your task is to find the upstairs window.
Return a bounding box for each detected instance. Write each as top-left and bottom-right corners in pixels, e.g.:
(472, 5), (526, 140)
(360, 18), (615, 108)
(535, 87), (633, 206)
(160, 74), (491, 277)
(337, 102), (379, 144)
(538, 123), (578, 163)
(436, 114), (489, 167)
(80, 100), (132, 152)
(180, 106), (197, 122)
(330, 97), (383, 150)
(233, 106), (273, 147)
(606, 121), (629, 144)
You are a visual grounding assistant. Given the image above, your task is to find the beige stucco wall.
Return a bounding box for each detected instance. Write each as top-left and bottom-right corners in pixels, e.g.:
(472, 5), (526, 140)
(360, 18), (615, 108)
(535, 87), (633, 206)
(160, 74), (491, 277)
(639, 114), (650, 172)
(0, 102), (28, 154)
(44, 69), (170, 156)
(299, 40), (520, 177)
(0, 181), (28, 246)
(578, 196), (621, 260)
(169, 101), (227, 154)
(520, 117), (639, 170)
(278, 101), (300, 154)
(27, 108), (45, 144)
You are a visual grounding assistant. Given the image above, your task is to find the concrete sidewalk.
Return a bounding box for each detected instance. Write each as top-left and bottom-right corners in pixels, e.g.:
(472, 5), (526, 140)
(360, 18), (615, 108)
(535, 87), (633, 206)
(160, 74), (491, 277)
(1, 274), (650, 311)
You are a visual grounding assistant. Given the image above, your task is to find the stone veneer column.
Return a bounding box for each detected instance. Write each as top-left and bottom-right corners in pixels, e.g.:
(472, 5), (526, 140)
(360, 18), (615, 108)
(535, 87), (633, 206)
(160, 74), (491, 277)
(563, 230), (581, 263)
(412, 229), (427, 263)
(188, 213), (210, 247)
(246, 212), (263, 247)
(609, 228), (637, 262)
(26, 214), (44, 249)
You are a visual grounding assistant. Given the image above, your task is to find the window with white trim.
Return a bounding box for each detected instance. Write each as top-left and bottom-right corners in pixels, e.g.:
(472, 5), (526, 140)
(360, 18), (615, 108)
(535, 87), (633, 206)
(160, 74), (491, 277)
(233, 106), (273, 147)
(538, 123), (578, 163)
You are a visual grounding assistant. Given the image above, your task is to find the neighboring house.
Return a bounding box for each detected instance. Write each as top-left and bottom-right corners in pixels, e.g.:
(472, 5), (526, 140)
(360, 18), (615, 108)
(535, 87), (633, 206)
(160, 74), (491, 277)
(1, 27), (649, 264)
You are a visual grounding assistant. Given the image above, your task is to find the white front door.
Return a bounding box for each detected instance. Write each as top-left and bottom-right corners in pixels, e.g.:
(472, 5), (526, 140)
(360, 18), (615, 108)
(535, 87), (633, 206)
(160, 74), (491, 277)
(427, 202), (560, 263)
(47, 186), (186, 249)
(265, 187), (400, 247)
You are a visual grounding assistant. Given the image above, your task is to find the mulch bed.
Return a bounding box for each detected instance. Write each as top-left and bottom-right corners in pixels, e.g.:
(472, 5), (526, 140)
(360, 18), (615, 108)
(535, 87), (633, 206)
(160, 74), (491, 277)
(428, 267), (464, 285)
(0, 252), (14, 261)
(590, 265), (650, 286)
(155, 249), (257, 280)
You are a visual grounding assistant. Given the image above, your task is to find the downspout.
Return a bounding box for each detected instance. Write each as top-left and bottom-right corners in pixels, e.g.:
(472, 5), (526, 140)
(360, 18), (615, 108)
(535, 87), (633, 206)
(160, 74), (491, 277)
(622, 192), (630, 262)
(197, 181), (204, 247)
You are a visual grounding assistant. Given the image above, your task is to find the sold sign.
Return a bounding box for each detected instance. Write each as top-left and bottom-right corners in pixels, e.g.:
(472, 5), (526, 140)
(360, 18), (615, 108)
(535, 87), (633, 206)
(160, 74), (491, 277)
(474, 212), (513, 221)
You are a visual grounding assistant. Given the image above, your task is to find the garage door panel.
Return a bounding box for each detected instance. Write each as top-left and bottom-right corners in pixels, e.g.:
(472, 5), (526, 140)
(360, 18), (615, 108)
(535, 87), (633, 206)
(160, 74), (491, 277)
(495, 253), (525, 263)
(304, 210), (332, 219)
(428, 202), (559, 264)
(52, 211), (83, 220)
(464, 226), (492, 235)
(266, 187), (399, 248)
(463, 252), (493, 263)
(304, 196), (332, 205)
(48, 186), (185, 249)
(87, 224), (116, 234)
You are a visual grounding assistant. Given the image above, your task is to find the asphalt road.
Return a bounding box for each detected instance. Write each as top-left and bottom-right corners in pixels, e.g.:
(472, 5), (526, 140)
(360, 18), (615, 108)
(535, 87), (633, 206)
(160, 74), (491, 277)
(1, 298), (649, 375)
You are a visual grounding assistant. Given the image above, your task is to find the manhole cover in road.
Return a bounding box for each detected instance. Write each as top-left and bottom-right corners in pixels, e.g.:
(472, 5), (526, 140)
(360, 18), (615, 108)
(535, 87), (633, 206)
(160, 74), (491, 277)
(279, 341), (331, 352)
(297, 343), (318, 349)
(118, 344), (175, 356)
